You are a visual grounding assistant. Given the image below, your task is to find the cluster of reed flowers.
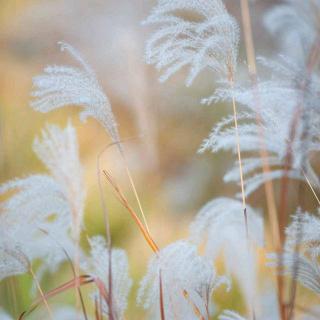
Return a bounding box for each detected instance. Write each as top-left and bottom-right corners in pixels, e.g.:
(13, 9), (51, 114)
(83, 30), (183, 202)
(1, 0), (320, 319)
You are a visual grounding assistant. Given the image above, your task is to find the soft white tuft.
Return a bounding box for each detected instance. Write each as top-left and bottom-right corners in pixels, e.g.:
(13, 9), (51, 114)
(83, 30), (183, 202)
(0, 122), (84, 281)
(144, 0), (239, 86)
(81, 236), (132, 320)
(137, 240), (229, 319)
(31, 42), (119, 142)
(190, 197), (263, 309)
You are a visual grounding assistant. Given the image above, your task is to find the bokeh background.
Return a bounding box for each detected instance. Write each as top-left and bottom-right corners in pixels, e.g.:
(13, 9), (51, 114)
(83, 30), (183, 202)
(2, 0), (316, 319)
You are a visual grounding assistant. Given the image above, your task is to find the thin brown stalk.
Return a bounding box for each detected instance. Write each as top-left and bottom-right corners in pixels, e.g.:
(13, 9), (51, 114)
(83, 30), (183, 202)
(108, 249), (114, 320)
(286, 212), (304, 320)
(279, 109), (301, 244)
(73, 234), (81, 314)
(239, 0), (280, 250)
(98, 149), (114, 320)
(38, 228), (88, 320)
(97, 137), (152, 319)
(28, 266), (54, 320)
(103, 169), (159, 253)
(97, 136), (146, 245)
(280, 33), (320, 225)
(97, 143), (115, 247)
(239, 2), (282, 318)
(159, 271), (166, 320)
(229, 78), (248, 240)
(19, 275), (93, 319)
(182, 289), (206, 320)
(97, 141), (123, 320)
(277, 85), (302, 320)
(278, 34), (320, 320)
(104, 170), (215, 320)
(302, 169), (320, 205)
(64, 246), (88, 320)
(240, 0), (257, 78)
(62, 244), (88, 320)
(94, 297), (102, 320)
(103, 170), (209, 318)
(117, 142), (151, 234)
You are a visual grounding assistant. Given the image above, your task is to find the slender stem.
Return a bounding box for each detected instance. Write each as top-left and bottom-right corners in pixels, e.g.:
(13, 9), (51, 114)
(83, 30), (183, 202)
(117, 143), (151, 234)
(286, 212), (304, 320)
(239, 0), (280, 250)
(97, 144), (113, 248)
(103, 170), (159, 253)
(230, 79), (248, 239)
(230, 75), (262, 320)
(72, 252), (89, 320)
(97, 143), (116, 319)
(97, 137), (156, 318)
(240, 0), (256, 77)
(239, 2), (283, 318)
(103, 171), (207, 318)
(29, 267), (54, 320)
(159, 271), (166, 320)
(302, 169), (320, 205)
(182, 290), (206, 320)
(278, 33), (320, 320)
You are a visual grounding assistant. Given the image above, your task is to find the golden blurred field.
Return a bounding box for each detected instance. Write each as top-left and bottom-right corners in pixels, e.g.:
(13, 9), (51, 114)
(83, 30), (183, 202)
(0, 1), (318, 319)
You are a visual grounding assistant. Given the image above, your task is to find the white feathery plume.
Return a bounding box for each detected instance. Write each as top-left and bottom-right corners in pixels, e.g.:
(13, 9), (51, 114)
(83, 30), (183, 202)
(268, 209), (320, 295)
(0, 224), (29, 281)
(81, 236), (132, 320)
(31, 41), (150, 237)
(33, 121), (86, 239)
(285, 209), (320, 257)
(144, 0), (248, 247)
(0, 175), (76, 281)
(199, 58), (320, 196)
(264, 0), (320, 65)
(137, 240), (229, 320)
(144, 0), (239, 86)
(189, 197), (263, 310)
(268, 251), (320, 295)
(0, 122), (84, 281)
(31, 42), (119, 142)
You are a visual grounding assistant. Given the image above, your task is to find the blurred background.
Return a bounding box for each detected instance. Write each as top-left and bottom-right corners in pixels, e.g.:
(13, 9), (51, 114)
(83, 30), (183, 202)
(1, 0), (316, 319)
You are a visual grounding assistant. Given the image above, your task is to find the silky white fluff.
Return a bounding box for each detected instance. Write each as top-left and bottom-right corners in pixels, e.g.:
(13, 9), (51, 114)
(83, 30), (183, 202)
(0, 122), (84, 281)
(81, 236), (132, 320)
(268, 251), (320, 295)
(33, 121), (86, 239)
(137, 240), (229, 320)
(285, 209), (320, 257)
(190, 197), (263, 310)
(200, 58), (320, 196)
(268, 209), (320, 295)
(31, 42), (119, 142)
(144, 0), (239, 86)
